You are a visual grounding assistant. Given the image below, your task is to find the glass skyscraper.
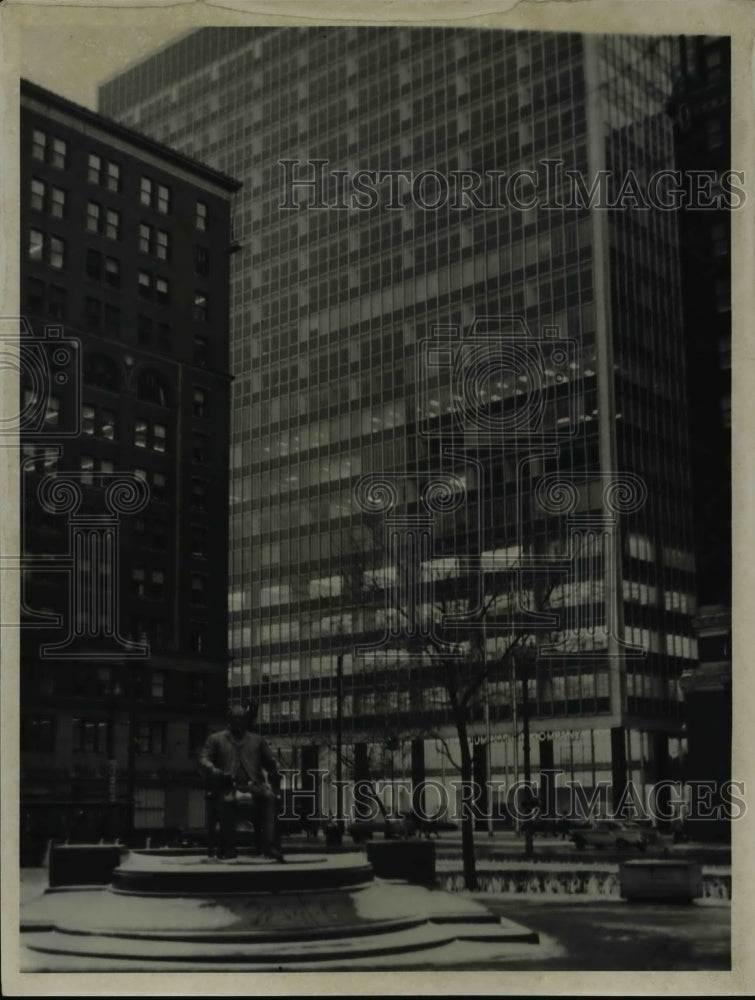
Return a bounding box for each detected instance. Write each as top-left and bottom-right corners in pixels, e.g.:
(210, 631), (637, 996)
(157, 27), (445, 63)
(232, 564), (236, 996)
(100, 28), (700, 815)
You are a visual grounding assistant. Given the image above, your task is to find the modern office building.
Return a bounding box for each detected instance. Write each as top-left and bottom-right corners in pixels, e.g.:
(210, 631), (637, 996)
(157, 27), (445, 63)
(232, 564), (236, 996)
(100, 28), (703, 816)
(667, 36), (732, 834)
(19, 80), (240, 843)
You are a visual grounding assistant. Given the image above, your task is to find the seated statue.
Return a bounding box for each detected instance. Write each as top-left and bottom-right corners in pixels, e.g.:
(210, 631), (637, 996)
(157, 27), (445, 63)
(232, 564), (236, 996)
(199, 702), (285, 862)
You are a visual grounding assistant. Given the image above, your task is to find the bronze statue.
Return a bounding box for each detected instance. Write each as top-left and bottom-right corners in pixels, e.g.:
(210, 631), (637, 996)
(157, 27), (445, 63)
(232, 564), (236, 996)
(200, 703), (285, 861)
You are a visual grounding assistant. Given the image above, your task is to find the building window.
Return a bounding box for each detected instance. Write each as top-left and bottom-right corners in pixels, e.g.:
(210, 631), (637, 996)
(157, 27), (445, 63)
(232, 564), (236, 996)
(135, 723), (165, 756)
(138, 270), (152, 298)
(28, 228), (44, 261)
(193, 291), (208, 321)
(132, 567), (146, 597)
(189, 674), (208, 703)
(44, 395), (60, 427)
(191, 480), (207, 511)
(48, 284), (66, 319)
(134, 786), (165, 826)
(156, 229), (170, 260)
(82, 405), (96, 435)
(50, 186), (66, 218)
(79, 454), (95, 484)
(30, 178), (45, 211)
(86, 248), (102, 280)
(191, 575), (205, 604)
(191, 525), (207, 557)
(30, 229), (64, 268)
(195, 245), (209, 275)
(196, 200), (208, 231)
(31, 128), (68, 170)
(193, 336), (208, 367)
(32, 128), (46, 161)
(134, 420), (147, 449)
(77, 454), (110, 482)
(26, 277), (44, 311)
(134, 419), (167, 452)
(151, 519), (167, 549)
(72, 718), (109, 754)
(51, 137), (68, 169)
(153, 423), (167, 453)
(87, 152), (102, 184)
(139, 223), (152, 254)
(21, 715), (56, 753)
(95, 667), (112, 697)
(140, 176), (153, 207)
(82, 404), (117, 439)
(150, 620), (166, 649)
(83, 353), (120, 391)
(105, 209), (121, 240)
(157, 183), (171, 214)
(100, 410), (117, 440)
(151, 671), (165, 699)
(152, 471), (167, 501)
(84, 296), (101, 332)
(104, 256), (120, 287)
(192, 387), (207, 418)
(137, 370), (170, 406)
(86, 201), (101, 233)
(49, 236), (65, 269)
(106, 161), (121, 192)
(155, 277), (169, 305)
(150, 569), (165, 598)
(27, 279), (66, 318)
(190, 627), (205, 653)
(192, 432), (208, 463)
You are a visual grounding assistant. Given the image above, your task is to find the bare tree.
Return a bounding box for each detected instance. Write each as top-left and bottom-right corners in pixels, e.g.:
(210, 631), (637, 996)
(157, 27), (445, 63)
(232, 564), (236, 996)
(353, 511), (582, 888)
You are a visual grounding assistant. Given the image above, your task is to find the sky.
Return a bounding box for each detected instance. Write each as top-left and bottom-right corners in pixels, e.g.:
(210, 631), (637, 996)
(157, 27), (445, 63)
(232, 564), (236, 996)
(18, 25), (190, 110)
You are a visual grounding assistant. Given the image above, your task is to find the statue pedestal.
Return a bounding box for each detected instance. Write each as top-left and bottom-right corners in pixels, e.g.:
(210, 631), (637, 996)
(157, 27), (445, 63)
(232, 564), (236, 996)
(21, 850), (540, 969)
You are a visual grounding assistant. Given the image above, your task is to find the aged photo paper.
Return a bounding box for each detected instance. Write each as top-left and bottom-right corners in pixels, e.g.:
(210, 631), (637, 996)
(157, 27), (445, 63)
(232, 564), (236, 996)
(0, 0), (755, 996)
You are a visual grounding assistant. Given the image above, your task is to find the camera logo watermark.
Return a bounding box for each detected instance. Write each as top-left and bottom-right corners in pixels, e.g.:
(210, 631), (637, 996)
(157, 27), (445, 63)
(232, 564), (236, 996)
(419, 317), (579, 444)
(2, 315), (149, 658)
(0, 317), (81, 437)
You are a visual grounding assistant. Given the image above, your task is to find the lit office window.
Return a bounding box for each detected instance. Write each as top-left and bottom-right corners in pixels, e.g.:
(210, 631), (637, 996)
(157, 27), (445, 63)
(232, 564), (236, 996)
(140, 176), (153, 207)
(87, 152), (102, 184)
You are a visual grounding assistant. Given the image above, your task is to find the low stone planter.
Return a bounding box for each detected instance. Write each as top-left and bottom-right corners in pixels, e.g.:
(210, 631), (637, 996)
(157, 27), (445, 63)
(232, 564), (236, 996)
(437, 861), (729, 899)
(48, 844), (122, 888)
(366, 840), (436, 884)
(619, 859), (703, 903)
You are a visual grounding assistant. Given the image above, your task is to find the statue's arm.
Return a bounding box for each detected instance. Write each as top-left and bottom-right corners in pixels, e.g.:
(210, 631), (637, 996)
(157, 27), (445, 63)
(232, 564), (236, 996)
(199, 733), (222, 777)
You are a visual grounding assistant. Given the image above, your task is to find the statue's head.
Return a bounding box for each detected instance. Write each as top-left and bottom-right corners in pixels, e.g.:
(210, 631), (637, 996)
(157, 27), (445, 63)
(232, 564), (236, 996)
(226, 701), (258, 737)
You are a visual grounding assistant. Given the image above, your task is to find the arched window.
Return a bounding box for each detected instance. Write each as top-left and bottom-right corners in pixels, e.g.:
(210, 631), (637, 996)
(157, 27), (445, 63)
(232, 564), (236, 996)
(137, 369), (170, 407)
(83, 353), (120, 391)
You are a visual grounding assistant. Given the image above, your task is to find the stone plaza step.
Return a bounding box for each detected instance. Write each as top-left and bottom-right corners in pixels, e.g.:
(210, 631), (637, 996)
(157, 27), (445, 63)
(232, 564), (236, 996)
(20, 849), (541, 970)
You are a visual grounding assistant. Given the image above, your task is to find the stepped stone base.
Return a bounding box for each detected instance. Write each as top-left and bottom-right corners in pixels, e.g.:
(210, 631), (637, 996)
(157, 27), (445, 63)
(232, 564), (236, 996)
(21, 850), (540, 970)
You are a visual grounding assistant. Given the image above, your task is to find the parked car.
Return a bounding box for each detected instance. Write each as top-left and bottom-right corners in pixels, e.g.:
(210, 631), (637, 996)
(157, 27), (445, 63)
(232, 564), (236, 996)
(518, 816), (576, 839)
(347, 818), (407, 843)
(569, 819), (648, 851)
